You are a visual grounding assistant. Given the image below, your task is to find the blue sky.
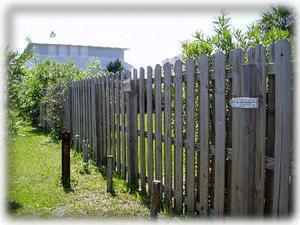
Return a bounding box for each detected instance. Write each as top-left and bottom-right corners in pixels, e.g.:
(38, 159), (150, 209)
(11, 8), (263, 68)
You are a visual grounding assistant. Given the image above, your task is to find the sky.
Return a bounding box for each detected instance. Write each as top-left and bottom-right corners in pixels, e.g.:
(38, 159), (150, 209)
(10, 8), (263, 68)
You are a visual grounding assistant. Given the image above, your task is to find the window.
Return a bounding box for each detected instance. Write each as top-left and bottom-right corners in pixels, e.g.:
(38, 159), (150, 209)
(48, 45), (56, 55)
(81, 47), (88, 58)
(59, 46), (67, 56)
(70, 46), (78, 57)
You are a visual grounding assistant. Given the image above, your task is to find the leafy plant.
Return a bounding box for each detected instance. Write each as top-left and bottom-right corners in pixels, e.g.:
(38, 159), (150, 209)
(6, 48), (33, 139)
(259, 5), (294, 35)
(86, 57), (102, 75)
(181, 8), (293, 60)
(106, 58), (124, 73)
(23, 59), (89, 140)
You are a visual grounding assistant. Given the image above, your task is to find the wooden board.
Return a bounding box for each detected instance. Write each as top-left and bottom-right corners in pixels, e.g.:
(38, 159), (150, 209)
(120, 71), (126, 178)
(111, 75), (116, 168)
(102, 76), (107, 161)
(198, 55), (209, 216)
(133, 69), (139, 182)
(174, 60), (183, 213)
(155, 65), (162, 187)
(265, 43), (276, 215)
(106, 76), (111, 156)
(91, 78), (97, 162)
(139, 67), (146, 194)
(230, 49), (244, 215)
(147, 66), (154, 195)
(95, 77), (102, 165)
(273, 39), (292, 216)
(248, 45), (267, 216)
(163, 62), (172, 205)
(185, 58), (195, 214)
(213, 51), (226, 216)
(83, 79), (89, 164)
(116, 72), (121, 173)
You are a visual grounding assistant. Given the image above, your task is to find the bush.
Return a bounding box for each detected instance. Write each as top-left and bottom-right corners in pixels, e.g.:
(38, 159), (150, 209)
(181, 9), (291, 60)
(6, 49), (32, 139)
(23, 59), (89, 141)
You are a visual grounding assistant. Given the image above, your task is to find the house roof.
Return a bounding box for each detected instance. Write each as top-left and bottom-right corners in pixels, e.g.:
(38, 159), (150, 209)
(30, 42), (129, 51)
(28, 36), (129, 50)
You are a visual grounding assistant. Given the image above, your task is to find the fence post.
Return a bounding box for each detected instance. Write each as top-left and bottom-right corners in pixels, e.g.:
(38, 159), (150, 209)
(272, 39), (292, 216)
(61, 131), (71, 189)
(123, 76), (138, 187)
(150, 180), (161, 218)
(231, 64), (257, 216)
(107, 155), (114, 193)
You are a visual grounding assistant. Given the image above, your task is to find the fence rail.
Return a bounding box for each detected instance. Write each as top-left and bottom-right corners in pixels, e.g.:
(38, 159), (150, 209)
(40, 39), (293, 217)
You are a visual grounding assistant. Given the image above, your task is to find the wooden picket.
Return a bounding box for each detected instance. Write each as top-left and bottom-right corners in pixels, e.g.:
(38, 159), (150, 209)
(174, 60), (183, 213)
(146, 66), (154, 195)
(198, 55), (209, 216)
(139, 68), (146, 194)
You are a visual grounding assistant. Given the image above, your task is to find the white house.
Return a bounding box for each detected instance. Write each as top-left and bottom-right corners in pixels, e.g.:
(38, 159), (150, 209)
(25, 37), (132, 71)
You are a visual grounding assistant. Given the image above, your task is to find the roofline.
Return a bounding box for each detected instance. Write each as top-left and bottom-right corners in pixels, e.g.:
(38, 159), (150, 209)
(28, 42), (129, 50)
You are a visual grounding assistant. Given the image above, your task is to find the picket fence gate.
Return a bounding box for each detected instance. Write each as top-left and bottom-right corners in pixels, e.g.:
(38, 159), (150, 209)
(40, 39), (293, 217)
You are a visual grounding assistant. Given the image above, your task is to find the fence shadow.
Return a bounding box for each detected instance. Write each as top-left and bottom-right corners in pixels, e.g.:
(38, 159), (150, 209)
(27, 125), (50, 137)
(8, 201), (22, 214)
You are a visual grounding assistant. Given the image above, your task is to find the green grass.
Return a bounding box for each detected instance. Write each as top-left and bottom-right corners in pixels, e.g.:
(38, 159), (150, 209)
(7, 125), (167, 218)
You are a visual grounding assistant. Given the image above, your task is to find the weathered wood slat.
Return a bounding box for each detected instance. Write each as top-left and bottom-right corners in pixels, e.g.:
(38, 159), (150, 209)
(70, 82), (74, 144)
(265, 43), (276, 215)
(111, 75), (116, 168)
(163, 62), (172, 206)
(174, 60), (183, 213)
(238, 64), (257, 215)
(155, 65), (162, 187)
(198, 55), (210, 216)
(248, 45), (267, 216)
(95, 77), (102, 165)
(89, 79), (93, 159)
(127, 70), (138, 185)
(133, 69), (139, 183)
(77, 81), (81, 150)
(79, 81), (82, 150)
(83, 79), (89, 164)
(213, 51), (226, 216)
(91, 78), (97, 162)
(87, 79), (91, 158)
(106, 76), (111, 156)
(102, 76), (107, 161)
(120, 71), (126, 178)
(115, 73), (121, 173)
(230, 48), (244, 215)
(139, 68), (146, 194)
(74, 81), (77, 146)
(272, 39), (292, 216)
(185, 58), (195, 214)
(72, 82), (76, 145)
(147, 66), (154, 195)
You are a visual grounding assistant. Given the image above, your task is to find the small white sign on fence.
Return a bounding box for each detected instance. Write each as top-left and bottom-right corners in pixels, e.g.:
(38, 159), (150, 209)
(230, 97), (259, 109)
(122, 79), (133, 92)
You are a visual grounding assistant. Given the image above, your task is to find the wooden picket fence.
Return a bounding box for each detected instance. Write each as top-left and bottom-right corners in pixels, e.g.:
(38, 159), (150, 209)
(41, 39), (293, 217)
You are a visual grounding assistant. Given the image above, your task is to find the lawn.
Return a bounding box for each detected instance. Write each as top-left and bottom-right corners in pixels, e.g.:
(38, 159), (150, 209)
(7, 125), (168, 219)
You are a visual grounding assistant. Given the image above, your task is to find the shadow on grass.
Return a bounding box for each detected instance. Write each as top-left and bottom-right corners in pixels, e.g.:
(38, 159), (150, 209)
(8, 201), (22, 213)
(26, 126), (50, 137)
(72, 156), (172, 215)
(63, 187), (74, 193)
